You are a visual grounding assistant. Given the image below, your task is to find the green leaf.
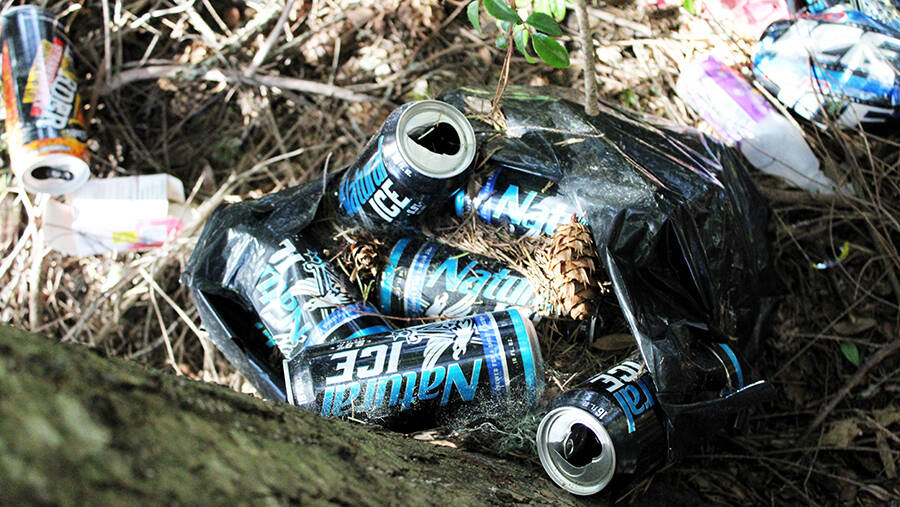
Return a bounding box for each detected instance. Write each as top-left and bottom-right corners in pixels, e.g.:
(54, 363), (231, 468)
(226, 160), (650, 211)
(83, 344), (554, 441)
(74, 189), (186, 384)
(531, 32), (569, 68)
(549, 0), (566, 20)
(513, 26), (537, 63)
(683, 0), (699, 15)
(483, 0), (521, 24)
(840, 341), (860, 366)
(622, 89), (639, 110)
(495, 35), (509, 49)
(467, 1), (482, 35)
(525, 12), (562, 36)
(534, 0), (551, 16)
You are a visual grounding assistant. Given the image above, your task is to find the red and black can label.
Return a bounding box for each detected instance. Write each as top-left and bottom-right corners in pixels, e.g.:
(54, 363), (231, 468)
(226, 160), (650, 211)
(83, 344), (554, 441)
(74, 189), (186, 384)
(1, 6), (89, 194)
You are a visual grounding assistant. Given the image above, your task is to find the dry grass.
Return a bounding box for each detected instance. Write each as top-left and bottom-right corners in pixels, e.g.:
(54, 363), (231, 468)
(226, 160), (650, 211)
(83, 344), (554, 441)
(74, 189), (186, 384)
(0, 0), (898, 504)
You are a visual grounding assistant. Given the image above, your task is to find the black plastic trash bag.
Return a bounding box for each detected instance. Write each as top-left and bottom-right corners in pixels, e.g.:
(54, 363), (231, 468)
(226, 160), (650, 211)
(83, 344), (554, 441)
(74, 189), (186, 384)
(439, 87), (777, 456)
(183, 86), (775, 458)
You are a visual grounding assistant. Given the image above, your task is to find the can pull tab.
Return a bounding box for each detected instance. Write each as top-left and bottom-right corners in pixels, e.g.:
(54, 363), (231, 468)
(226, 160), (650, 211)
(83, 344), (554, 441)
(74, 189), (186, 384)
(560, 423), (604, 468)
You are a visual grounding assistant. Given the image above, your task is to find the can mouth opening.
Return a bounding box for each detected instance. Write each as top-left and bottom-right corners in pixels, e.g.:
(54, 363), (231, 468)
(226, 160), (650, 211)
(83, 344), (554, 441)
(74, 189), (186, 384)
(559, 423), (604, 467)
(19, 153), (90, 195)
(31, 166), (74, 181)
(396, 100), (475, 180)
(407, 122), (461, 156)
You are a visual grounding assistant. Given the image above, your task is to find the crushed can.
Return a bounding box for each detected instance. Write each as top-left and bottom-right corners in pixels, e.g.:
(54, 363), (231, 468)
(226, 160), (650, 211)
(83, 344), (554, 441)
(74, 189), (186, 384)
(0, 6), (89, 194)
(336, 100), (476, 231)
(752, 9), (900, 128)
(249, 237), (392, 356)
(189, 231), (393, 402)
(536, 344), (745, 495)
(378, 237), (543, 319)
(454, 165), (580, 237)
(285, 308), (543, 430)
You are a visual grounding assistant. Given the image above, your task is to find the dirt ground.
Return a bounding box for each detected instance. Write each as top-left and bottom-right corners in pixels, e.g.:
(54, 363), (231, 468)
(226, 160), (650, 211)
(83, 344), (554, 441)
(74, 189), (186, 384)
(1, 1), (898, 505)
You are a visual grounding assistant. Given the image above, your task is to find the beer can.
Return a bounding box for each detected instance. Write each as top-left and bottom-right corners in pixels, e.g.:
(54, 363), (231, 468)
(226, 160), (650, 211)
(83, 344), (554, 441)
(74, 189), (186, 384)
(536, 344), (744, 495)
(285, 308), (544, 430)
(454, 166), (580, 238)
(249, 236), (393, 358)
(0, 6), (89, 194)
(337, 100), (476, 230)
(378, 237), (543, 319)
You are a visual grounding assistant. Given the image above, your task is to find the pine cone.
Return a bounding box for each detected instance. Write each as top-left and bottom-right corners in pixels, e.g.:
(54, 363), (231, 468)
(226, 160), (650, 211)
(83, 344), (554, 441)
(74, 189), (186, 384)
(547, 216), (600, 321)
(343, 235), (384, 287)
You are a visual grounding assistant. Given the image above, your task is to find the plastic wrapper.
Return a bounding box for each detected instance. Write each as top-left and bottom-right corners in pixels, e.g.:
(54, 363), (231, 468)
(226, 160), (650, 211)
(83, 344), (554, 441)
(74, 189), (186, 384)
(752, 9), (900, 129)
(792, 0), (900, 32)
(440, 87), (776, 456)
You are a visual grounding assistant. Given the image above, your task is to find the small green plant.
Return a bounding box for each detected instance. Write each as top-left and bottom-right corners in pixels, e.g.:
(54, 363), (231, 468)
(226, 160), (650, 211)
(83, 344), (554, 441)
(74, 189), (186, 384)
(467, 0), (571, 69)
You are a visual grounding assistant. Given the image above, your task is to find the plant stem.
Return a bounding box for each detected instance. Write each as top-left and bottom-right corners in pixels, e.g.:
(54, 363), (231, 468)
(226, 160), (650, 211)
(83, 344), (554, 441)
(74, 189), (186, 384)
(574, 0), (598, 116)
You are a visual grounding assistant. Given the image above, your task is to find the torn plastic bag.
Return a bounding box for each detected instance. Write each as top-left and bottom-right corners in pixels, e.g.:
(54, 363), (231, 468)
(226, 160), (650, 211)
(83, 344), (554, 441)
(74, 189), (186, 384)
(181, 181), (393, 401)
(440, 87), (777, 457)
(752, 9), (900, 128)
(791, 0), (900, 33)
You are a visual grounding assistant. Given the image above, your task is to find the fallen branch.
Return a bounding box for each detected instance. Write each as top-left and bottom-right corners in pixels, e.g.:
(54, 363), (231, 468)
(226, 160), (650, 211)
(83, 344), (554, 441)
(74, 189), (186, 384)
(104, 64), (378, 103)
(807, 337), (900, 434)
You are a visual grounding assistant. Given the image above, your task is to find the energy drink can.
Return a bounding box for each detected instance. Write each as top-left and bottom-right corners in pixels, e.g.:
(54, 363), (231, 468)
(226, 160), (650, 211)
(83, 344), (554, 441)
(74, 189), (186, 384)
(285, 308), (544, 430)
(248, 237), (393, 358)
(378, 237), (543, 319)
(536, 344), (744, 495)
(337, 100), (476, 231)
(0, 6), (89, 194)
(454, 166), (579, 237)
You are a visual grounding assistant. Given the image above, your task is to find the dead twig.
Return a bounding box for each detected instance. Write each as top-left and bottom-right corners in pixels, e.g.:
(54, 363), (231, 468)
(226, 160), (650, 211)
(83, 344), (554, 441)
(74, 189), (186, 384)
(103, 64), (378, 103)
(244, 0), (297, 78)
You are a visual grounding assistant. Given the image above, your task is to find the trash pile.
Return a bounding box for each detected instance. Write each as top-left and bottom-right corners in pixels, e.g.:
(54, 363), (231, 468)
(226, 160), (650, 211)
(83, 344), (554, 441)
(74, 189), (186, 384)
(182, 88), (776, 495)
(4, 0), (896, 500)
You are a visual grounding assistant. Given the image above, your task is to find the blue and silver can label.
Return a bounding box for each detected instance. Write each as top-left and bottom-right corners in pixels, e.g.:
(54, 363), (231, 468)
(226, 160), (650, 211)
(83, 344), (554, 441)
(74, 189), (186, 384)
(251, 238), (392, 358)
(454, 166), (580, 237)
(378, 237), (542, 319)
(536, 344), (745, 495)
(286, 308), (544, 430)
(337, 100), (476, 230)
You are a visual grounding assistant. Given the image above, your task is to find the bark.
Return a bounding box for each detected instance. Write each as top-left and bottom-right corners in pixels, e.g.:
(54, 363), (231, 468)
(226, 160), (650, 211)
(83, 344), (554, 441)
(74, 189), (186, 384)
(0, 325), (582, 505)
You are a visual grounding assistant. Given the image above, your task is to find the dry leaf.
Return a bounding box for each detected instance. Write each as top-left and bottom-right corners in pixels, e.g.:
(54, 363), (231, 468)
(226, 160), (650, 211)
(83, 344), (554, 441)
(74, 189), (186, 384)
(592, 333), (635, 351)
(822, 418), (861, 447)
(834, 317), (877, 335)
(874, 408), (900, 427)
(428, 440), (457, 448)
(875, 432), (897, 479)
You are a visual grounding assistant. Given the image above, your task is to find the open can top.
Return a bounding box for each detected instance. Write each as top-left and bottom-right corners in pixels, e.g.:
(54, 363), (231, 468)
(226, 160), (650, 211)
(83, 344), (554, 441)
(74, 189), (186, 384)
(536, 406), (617, 496)
(395, 100), (476, 180)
